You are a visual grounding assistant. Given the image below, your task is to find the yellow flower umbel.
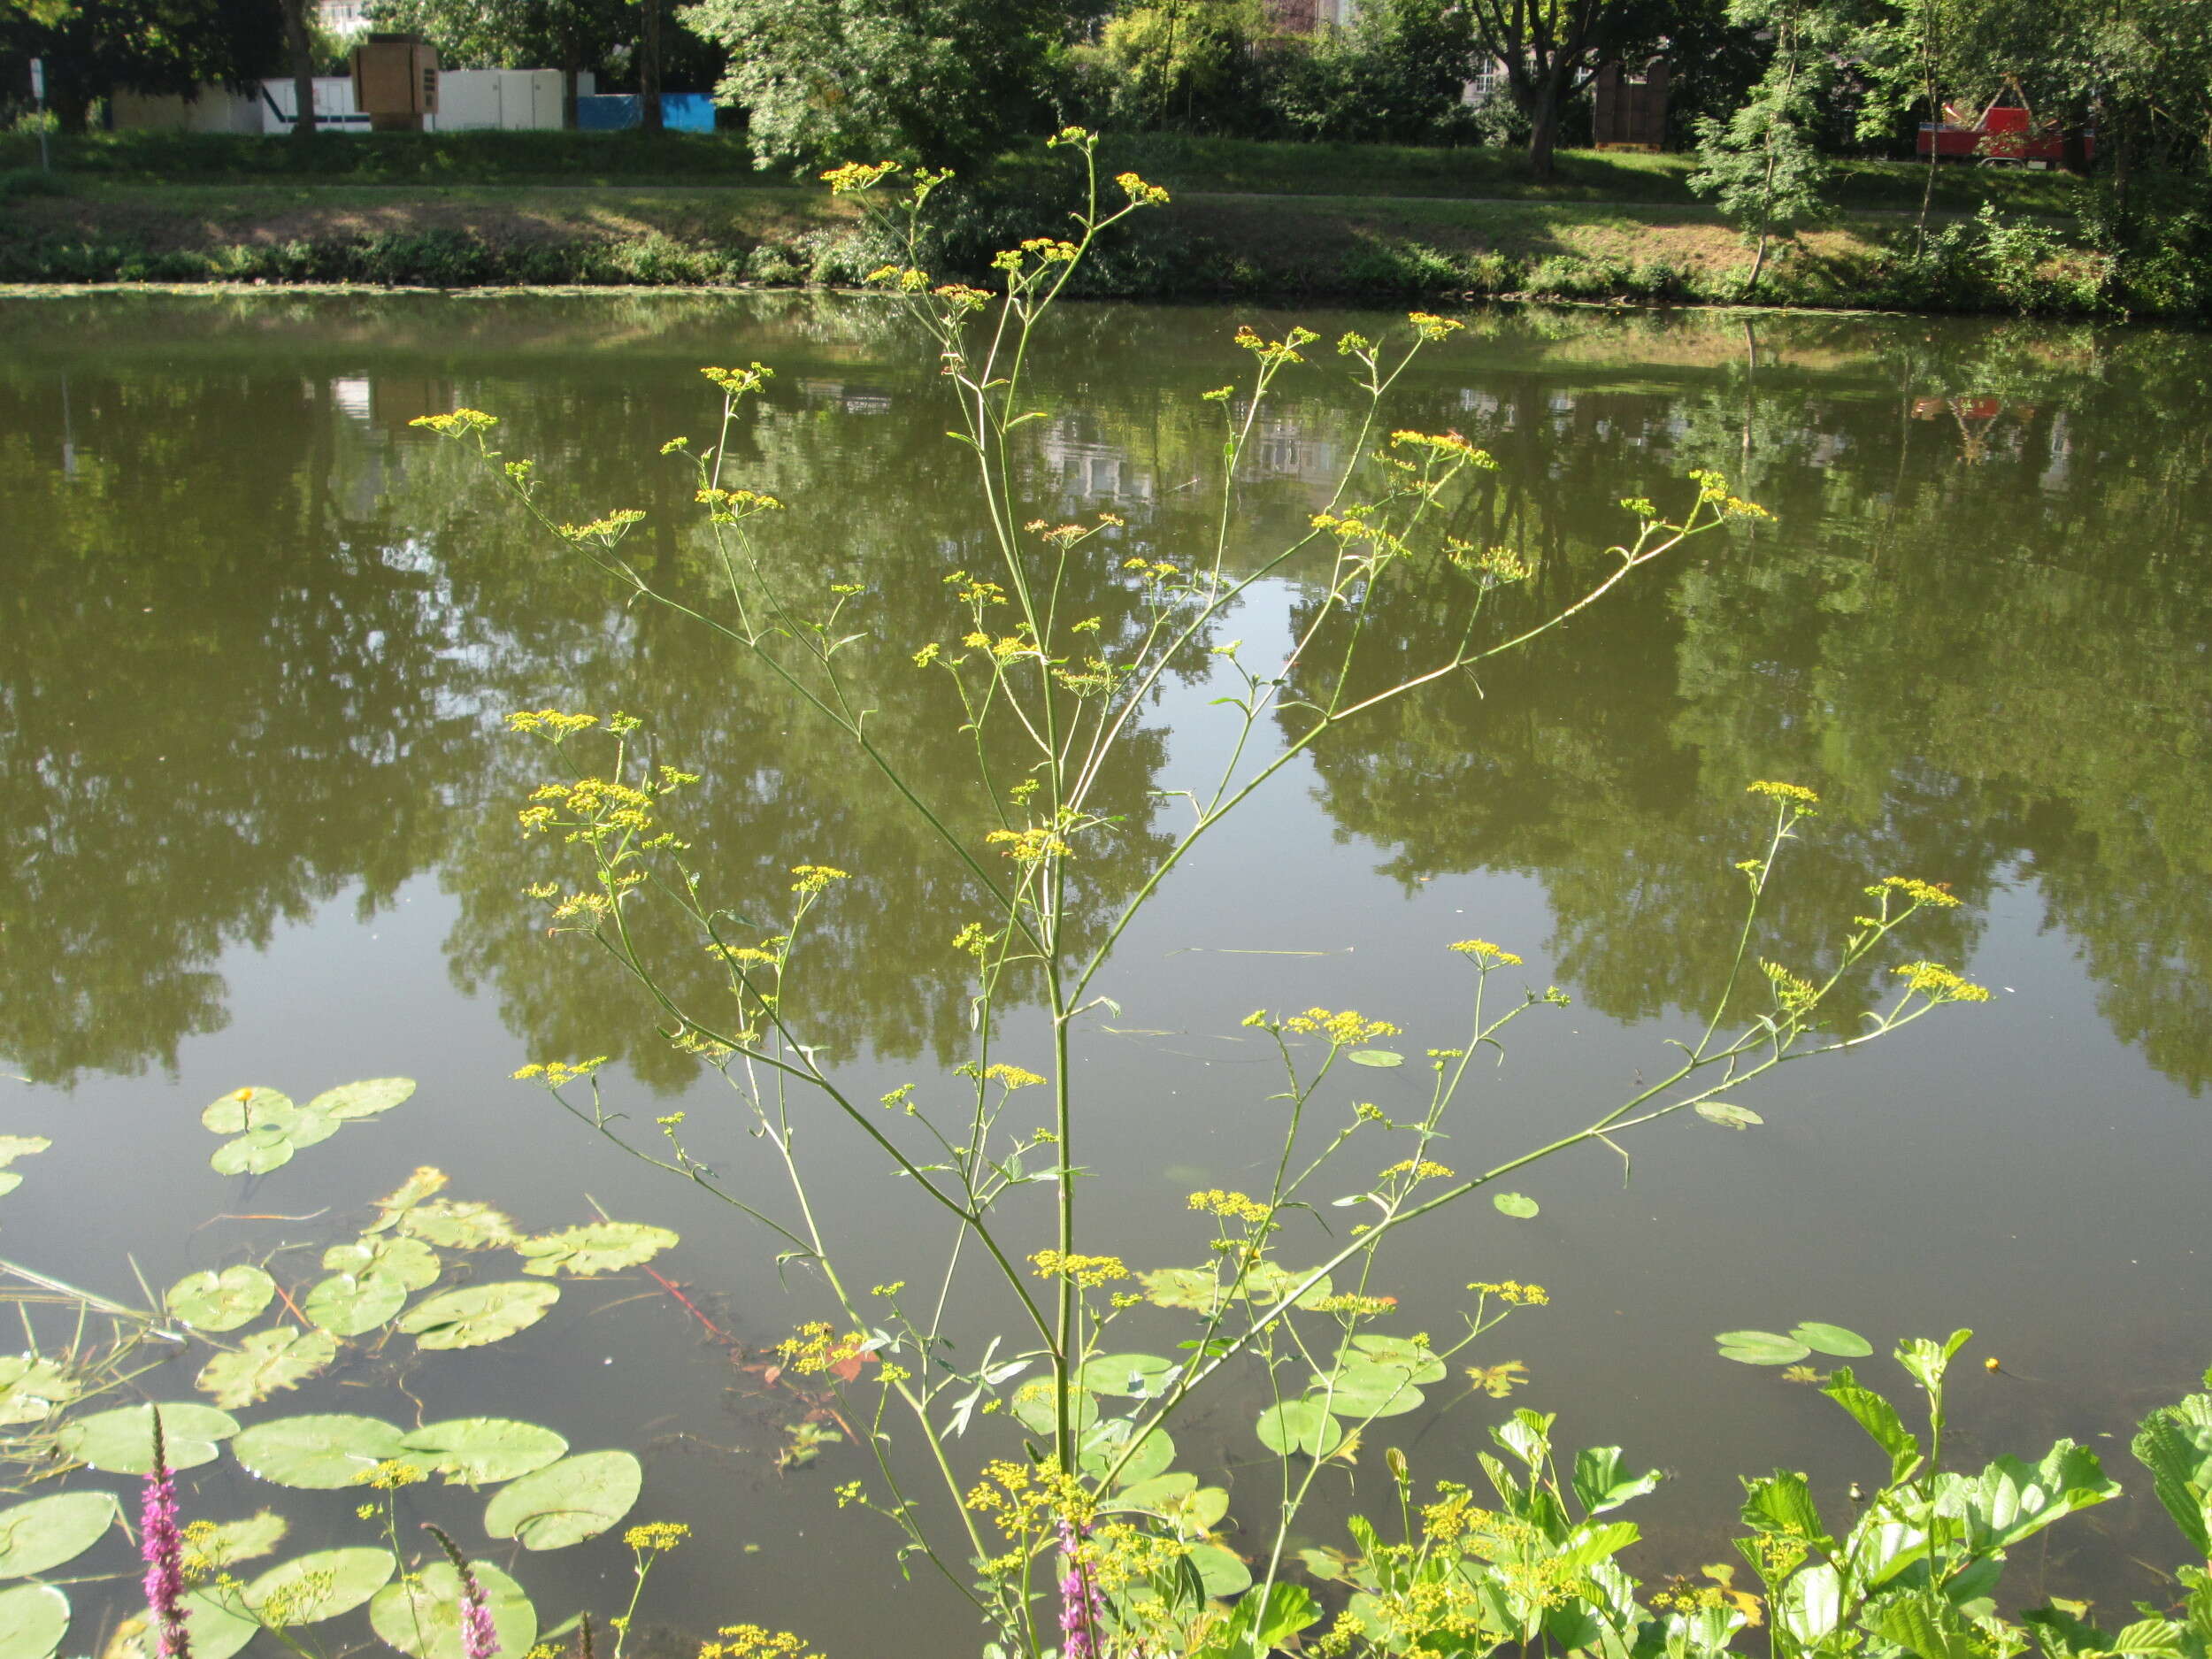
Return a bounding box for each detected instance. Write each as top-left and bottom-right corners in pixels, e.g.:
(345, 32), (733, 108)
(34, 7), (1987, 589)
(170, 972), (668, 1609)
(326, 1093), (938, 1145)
(1029, 1250), (1129, 1288)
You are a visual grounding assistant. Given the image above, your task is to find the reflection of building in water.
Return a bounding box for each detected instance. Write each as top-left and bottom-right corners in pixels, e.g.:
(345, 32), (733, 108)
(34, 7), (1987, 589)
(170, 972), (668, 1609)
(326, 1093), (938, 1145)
(797, 379), (894, 415)
(1241, 417), (1341, 489)
(326, 376), (454, 518)
(1037, 417), (1156, 507)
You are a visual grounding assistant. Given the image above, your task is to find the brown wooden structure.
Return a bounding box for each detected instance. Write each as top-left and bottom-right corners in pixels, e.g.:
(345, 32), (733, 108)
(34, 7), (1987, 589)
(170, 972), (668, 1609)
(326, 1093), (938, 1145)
(1593, 58), (1669, 150)
(349, 34), (439, 132)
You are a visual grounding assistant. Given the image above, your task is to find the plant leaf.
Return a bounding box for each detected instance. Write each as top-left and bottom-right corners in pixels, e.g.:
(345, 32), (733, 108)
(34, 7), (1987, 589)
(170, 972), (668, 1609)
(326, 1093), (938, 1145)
(308, 1078), (417, 1120)
(365, 1166), (452, 1233)
(201, 1087), (294, 1135)
(303, 1271), (409, 1337)
(177, 1589), (260, 1659)
(371, 1561), (537, 1659)
(1716, 1330), (1812, 1365)
(180, 1512), (288, 1571)
(0, 1492), (118, 1578)
(1347, 1049), (1403, 1068)
(57, 1402), (239, 1474)
(0, 1357), (79, 1427)
(0, 1584), (67, 1659)
(1349, 1335), (1447, 1384)
(401, 1200), (520, 1250)
(243, 1548), (394, 1623)
(230, 1414), (407, 1488)
(1077, 1354), (1177, 1399)
(1790, 1322), (1873, 1358)
(1493, 1192), (1540, 1218)
(166, 1265), (277, 1332)
(1139, 1266), (1225, 1314)
(1008, 1381), (1097, 1437)
(196, 1327), (337, 1409)
(1076, 1419), (1174, 1488)
(1313, 1363), (1426, 1418)
(397, 1282), (559, 1349)
(1696, 1103), (1763, 1129)
(1573, 1446), (1663, 1515)
(323, 1233), (442, 1291)
(483, 1450), (643, 1549)
(1187, 1541), (1253, 1598)
(513, 1222), (678, 1278)
(1256, 1399), (1344, 1458)
(400, 1418), (569, 1486)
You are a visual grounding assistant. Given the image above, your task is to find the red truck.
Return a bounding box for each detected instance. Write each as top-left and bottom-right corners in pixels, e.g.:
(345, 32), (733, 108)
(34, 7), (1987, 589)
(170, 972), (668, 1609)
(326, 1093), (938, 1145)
(1916, 80), (2089, 166)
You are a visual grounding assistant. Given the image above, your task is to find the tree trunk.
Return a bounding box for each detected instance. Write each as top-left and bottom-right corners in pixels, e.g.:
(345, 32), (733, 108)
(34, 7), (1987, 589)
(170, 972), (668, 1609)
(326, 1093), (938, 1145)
(52, 88), (92, 134)
(282, 0), (319, 139)
(563, 60), (580, 129)
(638, 0), (664, 133)
(1526, 78), (1561, 179)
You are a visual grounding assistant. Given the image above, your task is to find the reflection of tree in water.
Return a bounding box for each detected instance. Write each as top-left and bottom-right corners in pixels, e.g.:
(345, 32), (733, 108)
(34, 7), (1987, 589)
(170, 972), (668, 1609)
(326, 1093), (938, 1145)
(7, 301), (2212, 1094)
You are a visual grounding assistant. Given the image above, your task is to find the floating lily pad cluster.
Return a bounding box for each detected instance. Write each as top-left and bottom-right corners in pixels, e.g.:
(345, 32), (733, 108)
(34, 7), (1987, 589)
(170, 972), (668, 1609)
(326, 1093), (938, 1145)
(146, 1160), (679, 1410)
(201, 1079), (415, 1176)
(1715, 1321), (1874, 1365)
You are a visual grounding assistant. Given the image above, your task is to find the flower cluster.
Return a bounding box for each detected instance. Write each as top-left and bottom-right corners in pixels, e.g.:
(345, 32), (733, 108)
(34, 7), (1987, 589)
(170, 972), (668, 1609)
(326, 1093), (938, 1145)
(775, 1323), (871, 1375)
(505, 709), (598, 738)
(1379, 1159), (1455, 1181)
(1873, 875), (1960, 909)
(1893, 962), (1993, 1003)
(1469, 1279), (1550, 1305)
(1280, 1008), (1401, 1046)
(1448, 939), (1524, 965)
(1746, 780), (1819, 805)
(1029, 1251), (1129, 1287)
(1187, 1189), (1272, 1224)
(696, 1626), (824, 1659)
(511, 1057), (610, 1088)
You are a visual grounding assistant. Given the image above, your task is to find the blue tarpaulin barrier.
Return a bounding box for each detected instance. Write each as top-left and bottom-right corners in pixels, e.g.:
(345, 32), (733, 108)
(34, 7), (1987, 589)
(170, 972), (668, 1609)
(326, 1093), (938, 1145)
(574, 94), (715, 132)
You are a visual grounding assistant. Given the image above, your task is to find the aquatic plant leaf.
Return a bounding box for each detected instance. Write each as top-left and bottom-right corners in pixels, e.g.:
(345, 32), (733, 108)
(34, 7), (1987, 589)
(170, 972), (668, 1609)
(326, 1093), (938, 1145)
(1717, 1331), (1813, 1365)
(1009, 1380), (1097, 1437)
(398, 1281), (559, 1349)
(308, 1078), (417, 1120)
(1188, 1541), (1253, 1597)
(514, 1222), (678, 1278)
(0, 1139), (49, 1201)
(1233, 1262), (1333, 1309)
(1256, 1399), (1344, 1459)
(366, 1166), (452, 1233)
(483, 1450), (642, 1549)
(400, 1418), (568, 1485)
(0, 1584), (67, 1659)
(0, 1491), (118, 1578)
(1077, 1353), (1177, 1398)
(167, 1265), (278, 1332)
(1117, 1471), (1195, 1509)
(1139, 1267), (1225, 1314)
(303, 1271), (408, 1337)
(1076, 1419), (1174, 1488)
(1697, 1103), (1764, 1129)
(323, 1233), (442, 1291)
(1790, 1322), (1873, 1358)
(1955, 1441), (2120, 1548)
(183, 1512), (288, 1571)
(201, 1087), (294, 1135)
(197, 1327), (338, 1409)
(244, 1548), (394, 1622)
(1493, 1192), (1540, 1218)
(1572, 1446), (1663, 1515)
(58, 1402), (239, 1474)
(371, 1561), (537, 1659)
(1349, 1335), (1447, 1383)
(401, 1200), (520, 1250)
(1313, 1364), (1425, 1418)
(178, 1589), (260, 1659)
(0, 1356), (80, 1426)
(230, 1414), (407, 1488)
(1347, 1049), (1403, 1068)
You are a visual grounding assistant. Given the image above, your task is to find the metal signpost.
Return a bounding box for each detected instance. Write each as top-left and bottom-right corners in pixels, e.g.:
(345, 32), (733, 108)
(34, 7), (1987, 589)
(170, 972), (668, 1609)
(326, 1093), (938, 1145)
(30, 58), (50, 171)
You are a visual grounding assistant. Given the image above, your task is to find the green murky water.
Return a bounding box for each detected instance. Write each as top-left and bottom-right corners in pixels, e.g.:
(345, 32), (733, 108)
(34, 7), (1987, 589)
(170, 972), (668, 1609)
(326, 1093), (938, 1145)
(4, 292), (2208, 1653)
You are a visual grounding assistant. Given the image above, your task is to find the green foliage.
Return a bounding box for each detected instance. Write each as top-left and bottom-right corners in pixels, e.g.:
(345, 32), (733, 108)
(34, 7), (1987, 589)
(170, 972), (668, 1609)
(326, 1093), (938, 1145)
(1263, 0), (1481, 144)
(482, 1448), (643, 1547)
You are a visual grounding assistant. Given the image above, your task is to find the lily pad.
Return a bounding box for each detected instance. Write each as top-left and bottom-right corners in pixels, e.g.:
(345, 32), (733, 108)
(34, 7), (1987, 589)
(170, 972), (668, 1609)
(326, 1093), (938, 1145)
(1118, 1474), (1229, 1532)
(371, 1560), (537, 1659)
(178, 1589), (261, 1659)
(166, 1265), (277, 1332)
(1347, 1049), (1404, 1068)
(1256, 1398), (1344, 1459)
(397, 1282), (559, 1350)
(401, 1201), (520, 1250)
(1790, 1322), (1873, 1358)
(1349, 1335), (1447, 1383)
(202, 1089), (334, 1176)
(1077, 1354), (1178, 1399)
(1696, 1102), (1764, 1130)
(0, 1356), (79, 1427)
(1139, 1267), (1226, 1315)
(57, 1402), (239, 1474)
(1076, 1419), (1175, 1489)
(483, 1450), (642, 1549)
(303, 1271), (408, 1337)
(1234, 1262), (1334, 1310)
(0, 1584), (67, 1659)
(244, 1548), (394, 1623)
(202, 1087), (295, 1135)
(323, 1233), (442, 1291)
(367, 1166), (452, 1233)
(197, 1327), (337, 1409)
(1716, 1330), (1814, 1366)
(182, 1512), (288, 1571)
(1009, 1381), (1098, 1437)
(515, 1222), (679, 1278)
(0, 1139), (49, 1203)
(1188, 1542), (1253, 1598)
(400, 1418), (568, 1486)
(1313, 1363), (1426, 1418)
(230, 1414), (408, 1488)
(307, 1078), (417, 1120)
(0, 1491), (118, 1578)
(1493, 1192), (1540, 1219)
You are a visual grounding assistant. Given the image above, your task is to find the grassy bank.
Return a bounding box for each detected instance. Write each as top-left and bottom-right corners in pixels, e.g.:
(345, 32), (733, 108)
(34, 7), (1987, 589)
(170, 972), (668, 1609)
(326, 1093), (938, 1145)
(0, 132), (2124, 313)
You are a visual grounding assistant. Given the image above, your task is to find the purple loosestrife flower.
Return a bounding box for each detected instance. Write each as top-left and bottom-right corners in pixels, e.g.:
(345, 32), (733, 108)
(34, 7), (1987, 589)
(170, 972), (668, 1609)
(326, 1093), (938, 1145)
(1056, 1519), (1104, 1659)
(424, 1523), (500, 1659)
(142, 1411), (193, 1659)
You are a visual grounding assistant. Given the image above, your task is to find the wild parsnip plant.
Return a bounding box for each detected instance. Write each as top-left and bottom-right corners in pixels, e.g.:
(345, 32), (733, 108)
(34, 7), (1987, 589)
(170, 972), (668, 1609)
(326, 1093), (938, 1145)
(415, 129), (2001, 1659)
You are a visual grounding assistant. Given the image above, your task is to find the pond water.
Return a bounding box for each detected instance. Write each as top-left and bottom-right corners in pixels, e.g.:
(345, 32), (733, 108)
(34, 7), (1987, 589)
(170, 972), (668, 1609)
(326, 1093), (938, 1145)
(4, 291), (2209, 1656)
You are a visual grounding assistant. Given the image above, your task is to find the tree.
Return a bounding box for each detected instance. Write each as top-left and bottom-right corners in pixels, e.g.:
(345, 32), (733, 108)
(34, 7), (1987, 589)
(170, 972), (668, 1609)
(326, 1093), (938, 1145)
(1689, 0), (1833, 293)
(635, 0), (660, 129)
(677, 0), (1058, 169)
(0, 0), (284, 131)
(278, 0), (317, 138)
(1460, 0), (1677, 176)
(1264, 0), (1478, 142)
(365, 0), (629, 125)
